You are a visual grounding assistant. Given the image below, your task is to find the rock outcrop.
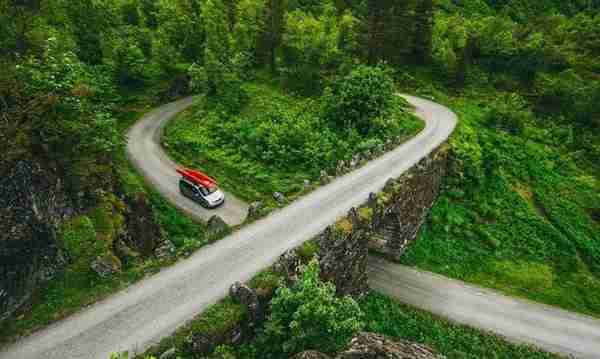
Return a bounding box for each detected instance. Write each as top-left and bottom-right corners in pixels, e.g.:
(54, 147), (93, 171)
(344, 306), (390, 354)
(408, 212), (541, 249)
(338, 332), (444, 359)
(124, 193), (162, 256)
(272, 145), (449, 298)
(293, 333), (443, 359)
(0, 161), (72, 321)
(293, 351), (332, 359)
(0, 160), (167, 322)
(207, 215), (230, 238)
(229, 281), (263, 333)
(318, 208), (370, 298)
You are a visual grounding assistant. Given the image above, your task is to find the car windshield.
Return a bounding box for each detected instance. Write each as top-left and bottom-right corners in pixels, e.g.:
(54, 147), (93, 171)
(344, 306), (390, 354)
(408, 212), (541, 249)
(205, 185), (218, 195)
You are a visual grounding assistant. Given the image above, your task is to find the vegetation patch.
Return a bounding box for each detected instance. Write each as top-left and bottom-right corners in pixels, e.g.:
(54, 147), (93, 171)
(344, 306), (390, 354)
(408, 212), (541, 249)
(400, 85), (600, 318)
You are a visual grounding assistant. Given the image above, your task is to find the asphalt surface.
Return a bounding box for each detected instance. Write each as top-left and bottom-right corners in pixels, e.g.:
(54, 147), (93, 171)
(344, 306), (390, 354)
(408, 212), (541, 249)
(125, 97), (249, 225)
(369, 257), (600, 359)
(0, 95), (456, 359)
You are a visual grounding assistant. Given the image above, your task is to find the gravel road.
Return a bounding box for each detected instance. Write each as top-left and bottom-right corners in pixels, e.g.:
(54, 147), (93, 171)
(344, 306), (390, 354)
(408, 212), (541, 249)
(126, 96), (249, 225)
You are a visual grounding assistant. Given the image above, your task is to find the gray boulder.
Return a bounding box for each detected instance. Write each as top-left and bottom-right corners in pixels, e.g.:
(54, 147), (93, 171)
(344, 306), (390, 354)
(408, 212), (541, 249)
(273, 249), (301, 285)
(247, 201), (263, 218)
(293, 351), (332, 359)
(186, 333), (214, 356)
(155, 239), (176, 260)
(229, 281), (258, 307)
(207, 215), (229, 237)
(320, 170), (330, 184)
(90, 255), (121, 278)
(229, 281), (263, 331)
(303, 179), (311, 189)
(273, 192), (286, 204)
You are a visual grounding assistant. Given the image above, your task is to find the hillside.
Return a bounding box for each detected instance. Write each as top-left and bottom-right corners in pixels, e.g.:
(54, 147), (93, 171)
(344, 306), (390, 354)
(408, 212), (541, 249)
(1, 0), (598, 358)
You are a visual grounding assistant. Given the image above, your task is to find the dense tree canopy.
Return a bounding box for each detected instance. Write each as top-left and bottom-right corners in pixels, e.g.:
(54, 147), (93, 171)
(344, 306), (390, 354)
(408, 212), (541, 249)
(1, 0), (597, 189)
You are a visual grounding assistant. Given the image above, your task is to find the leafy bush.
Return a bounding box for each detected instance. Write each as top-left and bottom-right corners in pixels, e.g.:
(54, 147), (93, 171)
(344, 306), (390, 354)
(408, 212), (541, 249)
(535, 70), (600, 128)
(484, 93), (532, 135)
(113, 41), (148, 86)
(14, 37), (120, 161)
(188, 62), (209, 94)
(323, 64), (397, 135)
(258, 259), (364, 356)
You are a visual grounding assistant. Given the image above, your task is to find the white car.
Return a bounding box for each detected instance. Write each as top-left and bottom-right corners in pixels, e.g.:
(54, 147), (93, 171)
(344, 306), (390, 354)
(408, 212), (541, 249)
(177, 168), (225, 208)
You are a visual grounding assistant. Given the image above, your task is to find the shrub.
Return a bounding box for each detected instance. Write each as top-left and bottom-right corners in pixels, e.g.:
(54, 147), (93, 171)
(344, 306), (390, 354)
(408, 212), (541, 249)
(188, 62), (208, 94)
(323, 64), (397, 135)
(258, 259), (364, 356)
(113, 41), (148, 86)
(535, 70), (600, 128)
(484, 94), (532, 135)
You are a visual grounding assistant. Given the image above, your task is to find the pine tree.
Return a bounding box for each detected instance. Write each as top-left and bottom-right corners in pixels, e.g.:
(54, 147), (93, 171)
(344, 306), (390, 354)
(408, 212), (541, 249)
(413, 0), (434, 64)
(366, 0), (387, 64)
(260, 0), (286, 72)
(202, 0), (234, 94)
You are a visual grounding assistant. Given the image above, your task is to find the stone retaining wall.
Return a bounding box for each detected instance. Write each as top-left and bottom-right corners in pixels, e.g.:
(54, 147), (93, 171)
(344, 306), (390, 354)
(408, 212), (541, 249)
(368, 144), (449, 260)
(280, 143), (449, 297)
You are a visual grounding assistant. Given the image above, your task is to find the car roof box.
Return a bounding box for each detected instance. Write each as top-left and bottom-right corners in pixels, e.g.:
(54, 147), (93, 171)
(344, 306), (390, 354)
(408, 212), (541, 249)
(177, 168), (217, 187)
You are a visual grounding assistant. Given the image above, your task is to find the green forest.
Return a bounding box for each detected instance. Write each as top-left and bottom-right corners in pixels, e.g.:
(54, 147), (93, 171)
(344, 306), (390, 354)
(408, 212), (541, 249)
(1, 0), (599, 358)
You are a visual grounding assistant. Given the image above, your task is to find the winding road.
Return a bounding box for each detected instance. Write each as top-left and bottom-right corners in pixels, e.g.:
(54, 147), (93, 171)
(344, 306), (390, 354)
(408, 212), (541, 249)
(125, 97), (248, 226)
(2, 95), (599, 359)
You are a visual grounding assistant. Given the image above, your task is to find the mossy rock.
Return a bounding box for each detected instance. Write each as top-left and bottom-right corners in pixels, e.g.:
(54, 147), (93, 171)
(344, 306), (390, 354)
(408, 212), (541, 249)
(188, 299), (247, 339)
(90, 193), (126, 246)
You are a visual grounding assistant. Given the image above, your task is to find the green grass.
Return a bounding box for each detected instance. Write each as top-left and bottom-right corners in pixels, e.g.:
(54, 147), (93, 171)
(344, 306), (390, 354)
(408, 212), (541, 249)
(399, 83), (600, 317)
(163, 76), (423, 206)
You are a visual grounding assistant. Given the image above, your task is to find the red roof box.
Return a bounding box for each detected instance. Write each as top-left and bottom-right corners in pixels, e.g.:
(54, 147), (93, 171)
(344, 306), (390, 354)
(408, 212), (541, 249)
(177, 168), (217, 188)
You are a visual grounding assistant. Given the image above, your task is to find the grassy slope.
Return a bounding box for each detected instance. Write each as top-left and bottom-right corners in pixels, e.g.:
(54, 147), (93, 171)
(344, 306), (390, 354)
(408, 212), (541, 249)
(163, 76), (423, 205)
(400, 74), (600, 318)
